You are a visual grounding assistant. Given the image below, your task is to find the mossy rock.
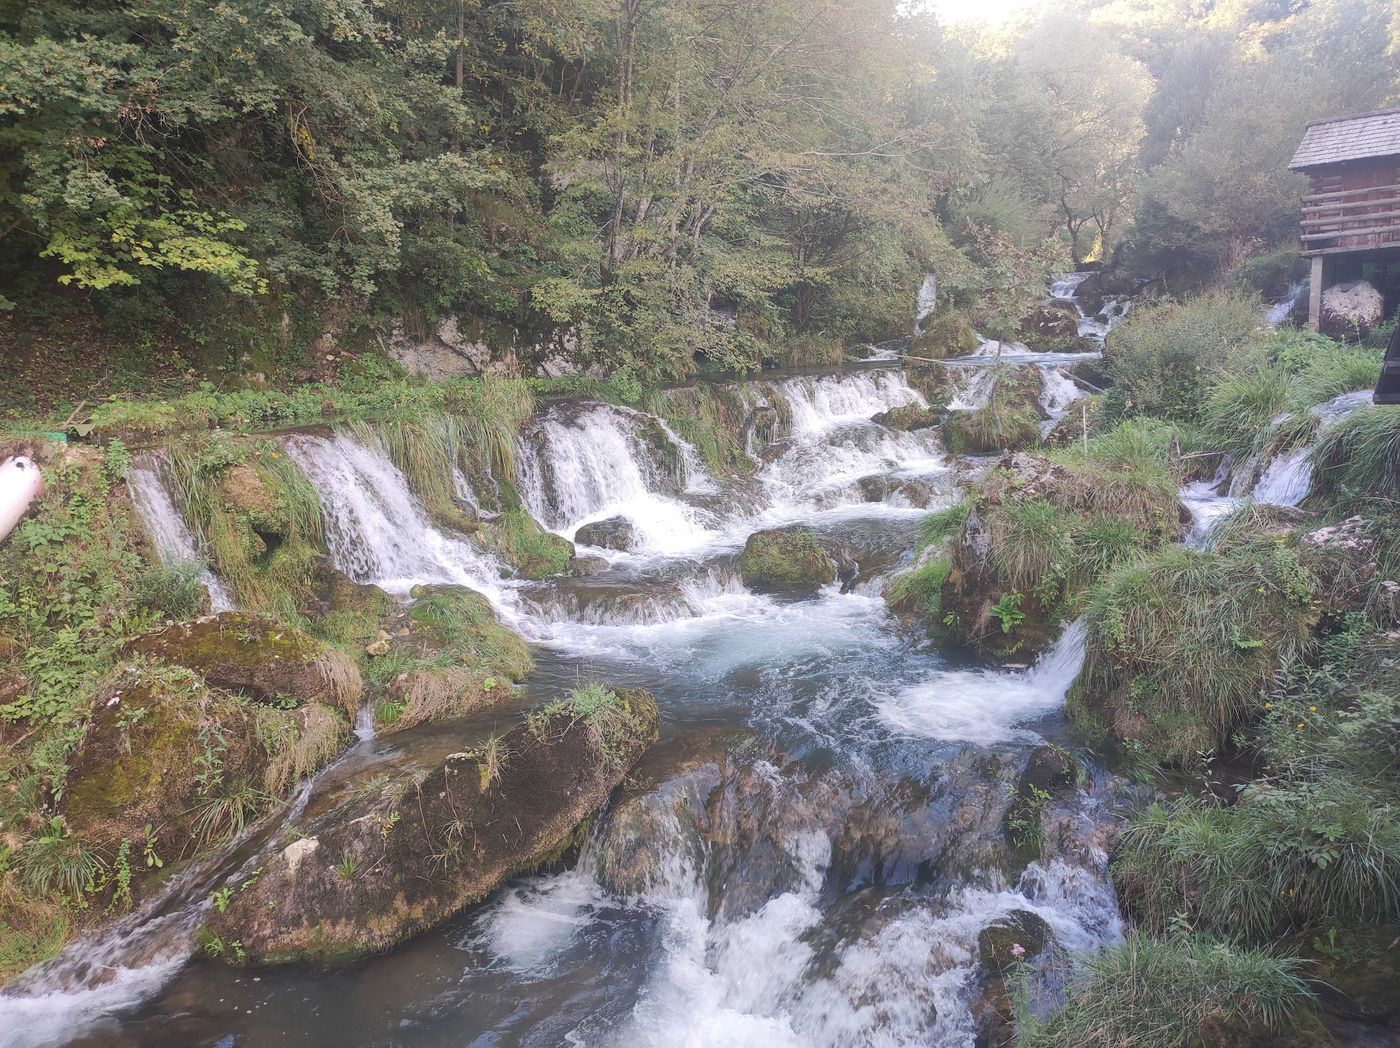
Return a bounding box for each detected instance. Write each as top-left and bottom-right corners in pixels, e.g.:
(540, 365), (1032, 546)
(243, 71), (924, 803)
(739, 527), (837, 594)
(872, 402), (941, 432)
(912, 312), (979, 358)
(944, 405), (1041, 454)
(128, 612), (363, 719)
(479, 508), (576, 579)
(61, 663), (348, 898)
(205, 685), (659, 965)
(371, 585), (533, 733)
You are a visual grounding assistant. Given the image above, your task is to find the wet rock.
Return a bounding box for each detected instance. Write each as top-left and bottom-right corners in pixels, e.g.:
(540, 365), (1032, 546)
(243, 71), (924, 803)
(1019, 302), (1079, 346)
(1311, 925), (1400, 1021)
(856, 475), (938, 507)
(977, 909), (1052, 972)
(739, 526), (837, 594)
(206, 687), (659, 965)
(1018, 744), (1079, 796)
(744, 405), (780, 449)
(576, 515), (637, 552)
(1321, 280), (1385, 340)
(128, 612), (363, 719)
(871, 403), (941, 432)
(569, 553), (611, 576)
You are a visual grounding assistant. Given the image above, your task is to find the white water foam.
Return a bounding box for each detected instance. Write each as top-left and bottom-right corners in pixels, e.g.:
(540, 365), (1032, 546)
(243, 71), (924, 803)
(126, 456), (235, 612)
(284, 432), (517, 607)
(515, 403), (718, 556)
(878, 619), (1087, 744)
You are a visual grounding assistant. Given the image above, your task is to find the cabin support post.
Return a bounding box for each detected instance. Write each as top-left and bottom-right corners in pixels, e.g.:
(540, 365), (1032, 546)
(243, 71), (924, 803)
(1307, 255), (1334, 331)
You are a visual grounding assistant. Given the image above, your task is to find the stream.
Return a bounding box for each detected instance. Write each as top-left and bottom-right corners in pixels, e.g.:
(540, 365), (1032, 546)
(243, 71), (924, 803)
(1, 274), (1244, 1048)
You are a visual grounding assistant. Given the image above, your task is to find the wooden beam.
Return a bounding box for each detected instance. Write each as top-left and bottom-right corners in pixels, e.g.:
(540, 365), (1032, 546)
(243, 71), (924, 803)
(1303, 201), (1400, 223)
(1303, 182), (1400, 203)
(1300, 223), (1400, 241)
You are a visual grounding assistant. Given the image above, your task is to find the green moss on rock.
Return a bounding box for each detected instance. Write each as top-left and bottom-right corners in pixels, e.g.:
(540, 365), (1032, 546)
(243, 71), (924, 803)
(739, 527), (837, 594)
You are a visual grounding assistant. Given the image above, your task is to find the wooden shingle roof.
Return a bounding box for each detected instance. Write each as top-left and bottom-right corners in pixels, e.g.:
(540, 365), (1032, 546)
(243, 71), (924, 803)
(1290, 109), (1400, 171)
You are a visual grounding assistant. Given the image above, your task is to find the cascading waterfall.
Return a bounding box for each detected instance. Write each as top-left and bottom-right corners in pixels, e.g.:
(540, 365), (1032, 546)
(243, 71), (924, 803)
(1179, 387), (1374, 540)
(514, 402), (719, 555)
(10, 359), (1129, 1048)
(284, 432), (516, 608)
(1037, 366), (1086, 435)
(946, 367), (996, 411)
(1266, 282), (1305, 326)
(879, 618), (1088, 744)
(126, 455), (235, 612)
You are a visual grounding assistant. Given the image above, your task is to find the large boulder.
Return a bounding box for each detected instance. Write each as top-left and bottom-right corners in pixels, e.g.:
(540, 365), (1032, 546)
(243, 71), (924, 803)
(739, 527), (837, 594)
(205, 687), (659, 965)
(61, 664), (349, 894)
(128, 613), (362, 719)
(1320, 280), (1386, 340)
(575, 515), (637, 552)
(911, 312), (979, 359)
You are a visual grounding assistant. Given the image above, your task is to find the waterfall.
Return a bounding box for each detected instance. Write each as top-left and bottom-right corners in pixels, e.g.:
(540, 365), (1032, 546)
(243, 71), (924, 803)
(1266, 282), (1305, 326)
(914, 272), (938, 333)
(878, 619), (1087, 744)
(946, 367), (995, 411)
(126, 456), (235, 612)
(283, 433), (515, 606)
(773, 370), (926, 437)
(514, 403), (718, 555)
(1037, 367), (1084, 435)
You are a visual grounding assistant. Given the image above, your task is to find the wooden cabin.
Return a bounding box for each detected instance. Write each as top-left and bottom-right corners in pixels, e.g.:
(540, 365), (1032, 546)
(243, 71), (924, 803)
(1289, 109), (1400, 404)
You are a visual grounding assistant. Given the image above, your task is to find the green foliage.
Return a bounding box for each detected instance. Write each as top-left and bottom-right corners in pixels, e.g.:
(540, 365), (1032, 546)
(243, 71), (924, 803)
(1314, 406), (1400, 504)
(1018, 933), (1316, 1048)
(481, 509), (574, 580)
(131, 561), (207, 620)
(887, 558), (951, 624)
(1071, 537), (1319, 765)
(990, 592), (1026, 634)
(0, 451), (144, 722)
(1115, 785), (1400, 943)
(16, 818), (105, 900)
(919, 501), (971, 547)
(1101, 292), (1262, 423)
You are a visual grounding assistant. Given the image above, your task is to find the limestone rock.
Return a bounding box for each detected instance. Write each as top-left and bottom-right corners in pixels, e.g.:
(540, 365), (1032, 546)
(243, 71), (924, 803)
(739, 526), (837, 594)
(205, 687), (659, 965)
(575, 515), (637, 552)
(1320, 280), (1385, 340)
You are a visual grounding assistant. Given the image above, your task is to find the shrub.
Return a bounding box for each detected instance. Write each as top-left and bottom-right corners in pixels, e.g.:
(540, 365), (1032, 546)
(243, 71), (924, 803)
(1018, 933), (1316, 1048)
(1101, 291), (1261, 423)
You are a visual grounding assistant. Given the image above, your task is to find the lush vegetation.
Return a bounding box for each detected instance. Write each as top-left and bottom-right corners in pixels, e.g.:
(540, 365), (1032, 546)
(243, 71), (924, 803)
(3, 0), (1396, 411)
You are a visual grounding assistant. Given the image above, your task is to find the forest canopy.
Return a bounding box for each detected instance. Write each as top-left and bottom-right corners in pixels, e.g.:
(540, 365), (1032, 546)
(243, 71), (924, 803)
(1, 0), (1397, 380)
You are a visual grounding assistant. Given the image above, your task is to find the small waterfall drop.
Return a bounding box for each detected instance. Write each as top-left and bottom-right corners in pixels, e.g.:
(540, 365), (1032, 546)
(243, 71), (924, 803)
(914, 273), (938, 333)
(284, 433), (515, 605)
(514, 402), (718, 555)
(878, 619), (1087, 744)
(1266, 282), (1305, 326)
(126, 456), (235, 612)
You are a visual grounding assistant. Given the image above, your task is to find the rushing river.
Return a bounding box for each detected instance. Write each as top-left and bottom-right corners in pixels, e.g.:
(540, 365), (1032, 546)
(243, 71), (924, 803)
(7, 289), (1141, 1047)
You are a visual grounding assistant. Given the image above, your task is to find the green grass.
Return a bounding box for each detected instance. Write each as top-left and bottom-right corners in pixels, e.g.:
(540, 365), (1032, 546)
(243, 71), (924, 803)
(1070, 538), (1318, 765)
(919, 500), (971, 547)
(1114, 784), (1400, 943)
(1314, 405), (1400, 503)
(887, 557), (950, 622)
(1018, 933), (1316, 1048)
(480, 509), (574, 579)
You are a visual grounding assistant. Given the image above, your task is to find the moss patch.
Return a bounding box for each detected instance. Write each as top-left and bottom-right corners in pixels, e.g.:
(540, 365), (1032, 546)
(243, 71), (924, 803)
(739, 527), (837, 594)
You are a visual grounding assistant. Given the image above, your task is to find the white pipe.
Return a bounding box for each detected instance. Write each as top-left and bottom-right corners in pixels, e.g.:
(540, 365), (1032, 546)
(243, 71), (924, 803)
(0, 456), (43, 543)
